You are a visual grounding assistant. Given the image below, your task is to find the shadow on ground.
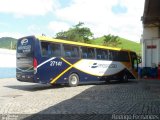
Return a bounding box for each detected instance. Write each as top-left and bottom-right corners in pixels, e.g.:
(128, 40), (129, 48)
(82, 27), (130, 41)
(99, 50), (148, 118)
(4, 84), (66, 92)
(19, 80), (160, 120)
(4, 80), (136, 92)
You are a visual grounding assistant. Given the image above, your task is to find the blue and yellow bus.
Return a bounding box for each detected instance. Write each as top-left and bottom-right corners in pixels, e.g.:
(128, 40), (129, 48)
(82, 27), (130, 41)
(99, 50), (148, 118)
(16, 35), (138, 87)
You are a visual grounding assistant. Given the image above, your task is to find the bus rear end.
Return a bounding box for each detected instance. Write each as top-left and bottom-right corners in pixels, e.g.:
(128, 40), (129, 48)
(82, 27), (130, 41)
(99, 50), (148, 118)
(16, 36), (36, 82)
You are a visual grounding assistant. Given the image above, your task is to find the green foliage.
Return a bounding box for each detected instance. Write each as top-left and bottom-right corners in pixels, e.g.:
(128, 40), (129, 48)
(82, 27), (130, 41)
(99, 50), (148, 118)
(0, 37), (17, 50)
(56, 31), (67, 40)
(103, 34), (121, 47)
(56, 22), (93, 43)
(55, 23), (140, 54)
(91, 36), (141, 55)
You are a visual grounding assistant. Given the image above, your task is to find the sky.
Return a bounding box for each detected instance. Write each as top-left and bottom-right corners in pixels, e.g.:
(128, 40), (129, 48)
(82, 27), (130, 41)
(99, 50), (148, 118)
(0, 0), (145, 42)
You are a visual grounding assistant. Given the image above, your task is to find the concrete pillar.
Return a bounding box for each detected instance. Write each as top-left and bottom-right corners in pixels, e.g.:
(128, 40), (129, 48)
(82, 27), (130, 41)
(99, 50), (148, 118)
(142, 39), (145, 67)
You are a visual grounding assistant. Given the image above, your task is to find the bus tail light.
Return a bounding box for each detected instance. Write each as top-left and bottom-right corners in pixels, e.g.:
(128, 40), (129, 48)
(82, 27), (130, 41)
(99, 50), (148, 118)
(33, 58), (37, 74)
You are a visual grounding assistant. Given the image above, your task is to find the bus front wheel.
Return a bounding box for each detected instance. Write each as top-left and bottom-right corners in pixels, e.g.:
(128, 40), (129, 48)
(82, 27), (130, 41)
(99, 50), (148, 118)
(68, 73), (79, 87)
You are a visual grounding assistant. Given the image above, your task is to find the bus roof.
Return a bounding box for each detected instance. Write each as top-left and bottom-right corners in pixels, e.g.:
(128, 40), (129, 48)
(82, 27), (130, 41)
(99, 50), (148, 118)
(35, 35), (134, 52)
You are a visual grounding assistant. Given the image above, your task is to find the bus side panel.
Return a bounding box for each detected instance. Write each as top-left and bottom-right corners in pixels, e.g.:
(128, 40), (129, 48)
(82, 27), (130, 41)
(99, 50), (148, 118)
(35, 57), (70, 84)
(55, 67), (99, 84)
(48, 58), (82, 84)
(55, 66), (136, 84)
(54, 59), (136, 84)
(35, 59), (136, 84)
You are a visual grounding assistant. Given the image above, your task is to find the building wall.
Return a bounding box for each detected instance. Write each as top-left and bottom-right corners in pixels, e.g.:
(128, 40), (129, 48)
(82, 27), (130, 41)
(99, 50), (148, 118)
(142, 27), (160, 67)
(143, 27), (159, 39)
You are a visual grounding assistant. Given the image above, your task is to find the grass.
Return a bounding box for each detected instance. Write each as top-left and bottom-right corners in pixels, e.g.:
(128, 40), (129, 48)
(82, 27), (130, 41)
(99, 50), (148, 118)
(90, 36), (141, 55)
(0, 37), (17, 49)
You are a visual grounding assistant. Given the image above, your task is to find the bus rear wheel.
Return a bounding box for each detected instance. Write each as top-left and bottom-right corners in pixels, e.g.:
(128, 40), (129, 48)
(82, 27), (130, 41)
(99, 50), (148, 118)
(68, 73), (79, 87)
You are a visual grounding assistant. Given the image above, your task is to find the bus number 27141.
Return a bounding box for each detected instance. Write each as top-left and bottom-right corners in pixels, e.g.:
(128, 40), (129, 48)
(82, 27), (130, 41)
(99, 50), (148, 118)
(50, 61), (62, 67)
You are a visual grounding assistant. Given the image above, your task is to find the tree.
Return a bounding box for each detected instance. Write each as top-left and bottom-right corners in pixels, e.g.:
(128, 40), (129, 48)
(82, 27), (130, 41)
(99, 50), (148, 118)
(55, 22), (93, 43)
(55, 31), (68, 40)
(103, 34), (121, 47)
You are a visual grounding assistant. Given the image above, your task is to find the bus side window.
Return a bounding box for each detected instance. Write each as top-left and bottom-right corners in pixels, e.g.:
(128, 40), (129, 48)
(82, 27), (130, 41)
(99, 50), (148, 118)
(81, 47), (95, 59)
(82, 53), (87, 58)
(63, 45), (79, 58)
(104, 50), (109, 60)
(108, 50), (118, 61)
(101, 51), (105, 59)
(113, 51), (118, 61)
(49, 43), (61, 57)
(96, 49), (109, 60)
(108, 50), (113, 60)
(118, 51), (129, 62)
(41, 42), (49, 57)
(65, 51), (71, 57)
(97, 55), (101, 59)
(72, 47), (79, 58)
(96, 49), (102, 60)
(88, 48), (95, 59)
(81, 47), (88, 59)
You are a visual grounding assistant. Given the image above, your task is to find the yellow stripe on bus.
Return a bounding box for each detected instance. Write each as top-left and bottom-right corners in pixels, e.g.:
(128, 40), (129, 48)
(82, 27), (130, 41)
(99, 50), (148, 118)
(50, 66), (72, 84)
(61, 58), (72, 66)
(50, 59), (82, 84)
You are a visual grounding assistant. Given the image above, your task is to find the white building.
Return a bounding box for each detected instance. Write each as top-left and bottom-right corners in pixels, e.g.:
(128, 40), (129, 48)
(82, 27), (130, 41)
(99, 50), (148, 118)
(141, 0), (160, 68)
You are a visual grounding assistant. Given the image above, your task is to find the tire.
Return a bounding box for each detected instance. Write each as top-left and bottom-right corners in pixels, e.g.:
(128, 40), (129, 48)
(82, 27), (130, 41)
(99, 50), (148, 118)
(122, 74), (128, 82)
(68, 73), (79, 87)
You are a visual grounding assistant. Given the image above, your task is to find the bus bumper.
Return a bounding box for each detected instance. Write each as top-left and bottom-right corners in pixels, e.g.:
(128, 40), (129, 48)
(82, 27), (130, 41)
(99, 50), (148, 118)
(16, 74), (35, 83)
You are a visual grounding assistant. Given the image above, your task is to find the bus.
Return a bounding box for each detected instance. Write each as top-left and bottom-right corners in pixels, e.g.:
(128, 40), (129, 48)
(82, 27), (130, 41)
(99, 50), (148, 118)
(16, 35), (138, 87)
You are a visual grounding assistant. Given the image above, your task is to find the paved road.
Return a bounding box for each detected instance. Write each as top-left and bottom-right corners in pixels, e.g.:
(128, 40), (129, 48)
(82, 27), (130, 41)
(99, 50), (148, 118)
(0, 78), (160, 120)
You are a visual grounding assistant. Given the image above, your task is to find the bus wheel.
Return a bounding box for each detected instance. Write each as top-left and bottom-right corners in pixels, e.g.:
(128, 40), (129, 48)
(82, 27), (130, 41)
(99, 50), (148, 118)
(123, 74), (128, 82)
(68, 73), (79, 87)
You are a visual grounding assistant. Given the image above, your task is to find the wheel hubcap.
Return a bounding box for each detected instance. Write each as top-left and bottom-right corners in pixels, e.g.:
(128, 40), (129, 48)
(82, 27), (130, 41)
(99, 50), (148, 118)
(71, 76), (77, 85)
